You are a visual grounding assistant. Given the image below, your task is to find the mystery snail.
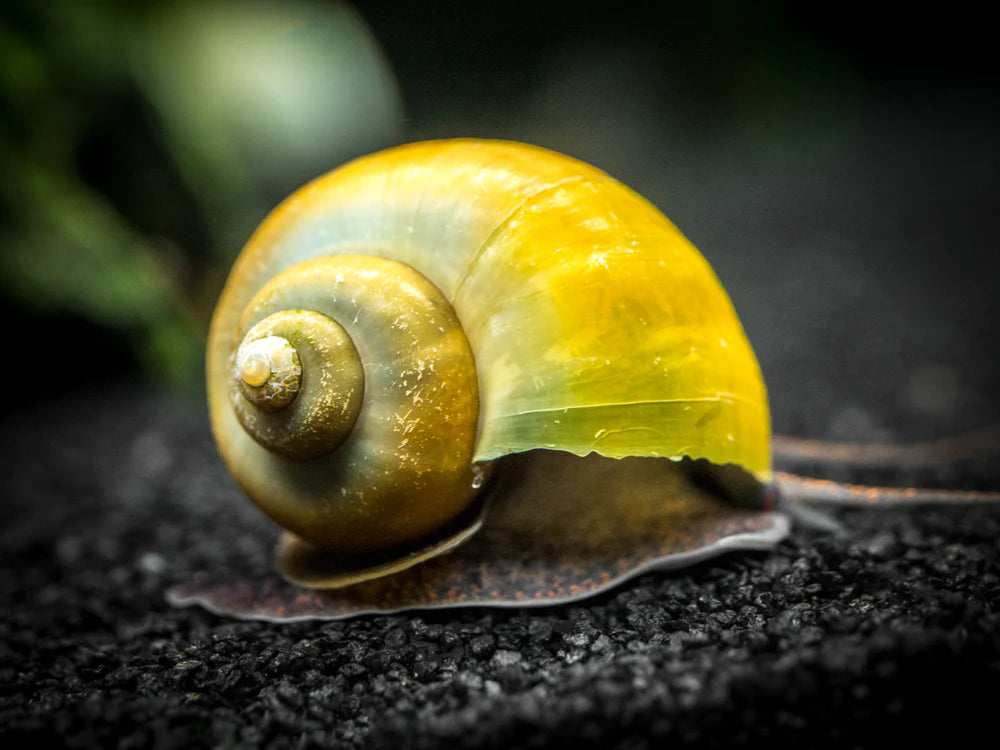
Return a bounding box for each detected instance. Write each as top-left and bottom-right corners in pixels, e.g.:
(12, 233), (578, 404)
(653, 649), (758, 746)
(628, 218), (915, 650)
(174, 139), (1000, 621)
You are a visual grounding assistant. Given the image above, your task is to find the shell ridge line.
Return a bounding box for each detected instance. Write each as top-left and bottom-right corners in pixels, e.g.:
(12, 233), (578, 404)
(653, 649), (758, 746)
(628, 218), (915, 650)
(492, 394), (764, 420)
(451, 174), (589, 299)
(592, 426), (669, 440)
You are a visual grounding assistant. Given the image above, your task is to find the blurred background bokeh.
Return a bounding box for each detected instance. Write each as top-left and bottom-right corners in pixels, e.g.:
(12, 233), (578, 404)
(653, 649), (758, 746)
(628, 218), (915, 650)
(2, 0), (997, 440)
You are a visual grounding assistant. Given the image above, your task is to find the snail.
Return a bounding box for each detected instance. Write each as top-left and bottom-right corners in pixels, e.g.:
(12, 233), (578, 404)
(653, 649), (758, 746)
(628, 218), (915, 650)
(170, 139), (1000, 621)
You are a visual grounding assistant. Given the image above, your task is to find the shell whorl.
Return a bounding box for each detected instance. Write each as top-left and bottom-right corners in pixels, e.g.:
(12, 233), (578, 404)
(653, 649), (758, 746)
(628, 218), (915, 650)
(215, 254), (480, 552)
(208, 139), (771, 554)
(231, 310), (361, 457)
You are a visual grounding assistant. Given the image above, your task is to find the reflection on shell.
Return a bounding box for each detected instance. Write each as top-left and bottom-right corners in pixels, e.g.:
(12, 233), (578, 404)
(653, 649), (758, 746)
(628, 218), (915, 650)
(206, 139), (771, 577)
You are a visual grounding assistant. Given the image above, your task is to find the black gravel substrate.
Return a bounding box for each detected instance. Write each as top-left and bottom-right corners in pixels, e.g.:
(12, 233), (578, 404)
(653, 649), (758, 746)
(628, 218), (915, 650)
(1, 387), (999, 749)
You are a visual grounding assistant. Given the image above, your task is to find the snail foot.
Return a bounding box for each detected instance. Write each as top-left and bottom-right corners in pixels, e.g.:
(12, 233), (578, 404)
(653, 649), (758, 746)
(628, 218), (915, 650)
(167, 453), (789, 621)
(275, 491), (491, 588)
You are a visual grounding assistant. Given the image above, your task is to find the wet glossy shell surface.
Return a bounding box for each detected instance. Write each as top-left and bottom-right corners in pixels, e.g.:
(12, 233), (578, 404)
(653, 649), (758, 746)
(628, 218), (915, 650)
(208, 139), (770, 487)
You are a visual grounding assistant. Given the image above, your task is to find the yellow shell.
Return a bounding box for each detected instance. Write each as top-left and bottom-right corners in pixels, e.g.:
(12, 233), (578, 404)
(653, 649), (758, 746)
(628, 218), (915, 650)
(207, 139), (770, 564)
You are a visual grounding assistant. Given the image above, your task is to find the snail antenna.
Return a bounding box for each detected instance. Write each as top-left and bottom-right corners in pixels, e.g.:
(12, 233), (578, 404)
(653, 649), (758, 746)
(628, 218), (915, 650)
(774, 472), (1000, 507)
(771, 423), (1000, 468)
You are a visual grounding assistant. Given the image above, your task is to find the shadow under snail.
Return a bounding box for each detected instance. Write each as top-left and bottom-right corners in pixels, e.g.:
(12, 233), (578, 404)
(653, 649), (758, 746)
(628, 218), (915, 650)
(169, 139), (1000, 621)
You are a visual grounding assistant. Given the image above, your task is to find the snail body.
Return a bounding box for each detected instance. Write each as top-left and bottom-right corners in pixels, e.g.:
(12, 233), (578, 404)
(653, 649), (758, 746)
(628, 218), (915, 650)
(208, 139), (771, 581)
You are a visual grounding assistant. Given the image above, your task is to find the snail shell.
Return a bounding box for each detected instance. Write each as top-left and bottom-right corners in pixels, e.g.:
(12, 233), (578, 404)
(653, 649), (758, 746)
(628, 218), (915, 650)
(208, 139), (770, 572)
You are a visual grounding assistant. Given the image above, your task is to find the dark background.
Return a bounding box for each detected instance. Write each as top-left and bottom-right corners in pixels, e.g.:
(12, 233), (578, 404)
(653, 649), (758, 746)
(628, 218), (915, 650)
(2, 0), (998, 436)
(2, 1), (999, 747)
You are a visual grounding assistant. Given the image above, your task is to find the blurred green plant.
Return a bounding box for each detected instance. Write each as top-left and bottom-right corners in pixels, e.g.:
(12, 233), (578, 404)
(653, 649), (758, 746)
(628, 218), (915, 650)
(0, 0), (402, 387)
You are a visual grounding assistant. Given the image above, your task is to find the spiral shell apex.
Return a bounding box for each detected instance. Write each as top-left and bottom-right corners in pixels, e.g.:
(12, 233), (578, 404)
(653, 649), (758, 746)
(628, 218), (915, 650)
(207, 139), (771, 559)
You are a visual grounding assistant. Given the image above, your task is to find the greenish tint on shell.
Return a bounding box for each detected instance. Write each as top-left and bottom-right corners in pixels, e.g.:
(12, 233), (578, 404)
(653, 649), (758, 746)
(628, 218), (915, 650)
(207, 139), (771, 554)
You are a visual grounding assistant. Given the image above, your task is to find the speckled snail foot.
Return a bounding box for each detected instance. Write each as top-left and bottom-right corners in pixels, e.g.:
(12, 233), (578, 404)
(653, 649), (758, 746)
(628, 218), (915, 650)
(176, 138), (792, 620)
